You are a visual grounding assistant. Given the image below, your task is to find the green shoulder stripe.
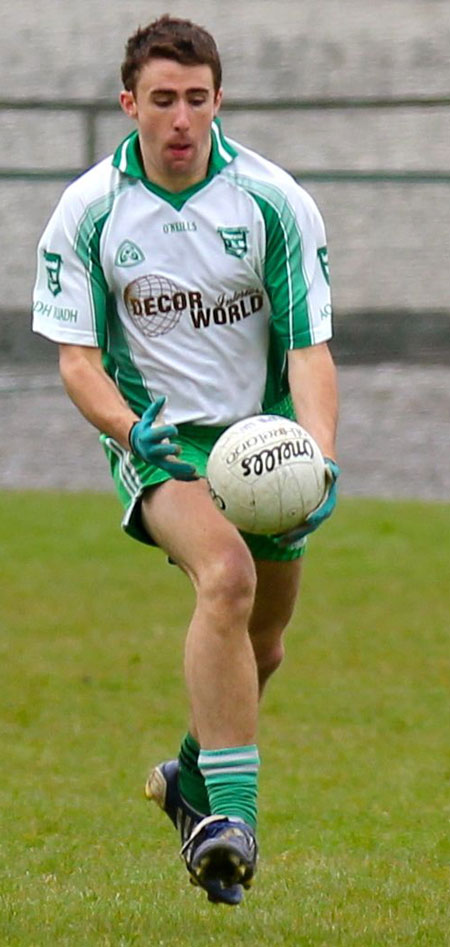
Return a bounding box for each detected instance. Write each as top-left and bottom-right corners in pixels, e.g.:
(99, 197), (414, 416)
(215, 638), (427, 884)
(73, 190), (120, 344)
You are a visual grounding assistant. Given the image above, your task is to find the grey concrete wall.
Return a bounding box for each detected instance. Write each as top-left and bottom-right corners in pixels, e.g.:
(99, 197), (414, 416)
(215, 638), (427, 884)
(1, 0), (450, 360)
(4, 0), (450, 100)
(2, 364), (450, 500)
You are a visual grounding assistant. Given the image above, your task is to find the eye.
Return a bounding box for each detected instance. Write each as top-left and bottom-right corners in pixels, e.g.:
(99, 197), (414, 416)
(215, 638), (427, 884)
(152, 95), (174, 108)
(189, 95), (208, 108)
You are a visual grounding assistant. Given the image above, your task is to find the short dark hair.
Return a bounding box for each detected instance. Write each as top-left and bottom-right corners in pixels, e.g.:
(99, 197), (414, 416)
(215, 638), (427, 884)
(121, 15), (222, 94)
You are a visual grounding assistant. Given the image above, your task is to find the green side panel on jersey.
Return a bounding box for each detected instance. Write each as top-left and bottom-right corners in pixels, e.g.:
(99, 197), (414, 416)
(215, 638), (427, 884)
(224, 172), (312, 410)
(103, 295), (151, 415)
(73, 188), (150, 414)
(228, 173), (312, 346)
(262, 326), (290, 413)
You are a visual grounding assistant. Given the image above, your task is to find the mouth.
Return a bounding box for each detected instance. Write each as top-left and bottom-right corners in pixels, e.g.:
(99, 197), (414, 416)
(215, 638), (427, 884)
(167, 142), (193, 159)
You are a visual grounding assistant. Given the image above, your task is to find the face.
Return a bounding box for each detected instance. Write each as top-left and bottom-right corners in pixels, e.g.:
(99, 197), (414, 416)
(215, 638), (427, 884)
(120, 58), (223, 192)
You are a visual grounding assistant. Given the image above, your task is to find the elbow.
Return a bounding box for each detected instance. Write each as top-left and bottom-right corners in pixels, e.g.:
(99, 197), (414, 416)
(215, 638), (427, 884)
(58, 344), (102, 387)
(59, 345), (81, 392)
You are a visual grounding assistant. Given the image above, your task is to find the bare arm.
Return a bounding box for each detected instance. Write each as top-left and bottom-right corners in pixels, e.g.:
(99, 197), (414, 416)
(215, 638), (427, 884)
(59, 344), (139, 451)
(287, 342), (338, 460)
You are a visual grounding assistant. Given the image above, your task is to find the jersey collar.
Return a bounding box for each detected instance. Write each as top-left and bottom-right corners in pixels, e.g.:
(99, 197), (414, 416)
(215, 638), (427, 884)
(112, 118), (238, 208)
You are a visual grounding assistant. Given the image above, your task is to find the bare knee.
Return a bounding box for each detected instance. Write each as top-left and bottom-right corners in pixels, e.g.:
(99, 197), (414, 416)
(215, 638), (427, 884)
(196, 544), (257, 622)
(254, 639), (285, 688)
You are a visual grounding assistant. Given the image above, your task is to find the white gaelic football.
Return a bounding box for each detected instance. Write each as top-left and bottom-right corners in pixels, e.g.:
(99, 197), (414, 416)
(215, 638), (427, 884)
(206, 415), (326, 535)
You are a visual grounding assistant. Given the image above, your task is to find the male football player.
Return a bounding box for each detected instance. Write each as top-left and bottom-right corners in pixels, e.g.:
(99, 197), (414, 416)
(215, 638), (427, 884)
(33, 15), (339, 905)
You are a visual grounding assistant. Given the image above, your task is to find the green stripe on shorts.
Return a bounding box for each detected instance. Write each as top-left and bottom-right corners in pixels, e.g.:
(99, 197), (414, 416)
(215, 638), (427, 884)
(100, 424), (306, 562)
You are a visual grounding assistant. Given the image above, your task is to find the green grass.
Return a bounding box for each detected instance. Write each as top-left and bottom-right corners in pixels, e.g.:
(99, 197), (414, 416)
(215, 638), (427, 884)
(1, 492), (449, 945)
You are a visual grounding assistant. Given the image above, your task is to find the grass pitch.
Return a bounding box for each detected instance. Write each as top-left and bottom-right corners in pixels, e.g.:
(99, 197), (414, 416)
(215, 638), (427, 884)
(1, 492), (449, 946)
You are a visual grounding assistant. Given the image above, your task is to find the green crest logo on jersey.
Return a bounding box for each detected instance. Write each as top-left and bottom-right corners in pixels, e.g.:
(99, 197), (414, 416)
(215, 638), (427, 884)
(44, 250), (63, 297)
(318, 246), (330, 285)
(217, 227), (249, 259)
(115, 240), (145, 267)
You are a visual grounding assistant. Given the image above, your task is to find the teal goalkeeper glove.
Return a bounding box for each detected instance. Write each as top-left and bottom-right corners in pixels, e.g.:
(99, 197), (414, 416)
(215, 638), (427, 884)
(276, 458), (341, 546)
(129, 397), (198, 481)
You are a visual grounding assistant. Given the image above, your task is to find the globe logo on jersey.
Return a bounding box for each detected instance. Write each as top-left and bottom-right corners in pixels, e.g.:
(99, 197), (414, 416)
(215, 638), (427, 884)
(124, 274), (185, 337)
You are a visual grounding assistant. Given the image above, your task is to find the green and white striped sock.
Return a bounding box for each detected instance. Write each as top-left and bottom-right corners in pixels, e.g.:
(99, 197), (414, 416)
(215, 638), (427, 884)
(198, 745), (260, 830)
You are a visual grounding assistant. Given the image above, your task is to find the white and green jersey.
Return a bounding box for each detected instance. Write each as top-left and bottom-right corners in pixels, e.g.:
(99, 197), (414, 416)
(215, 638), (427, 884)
(33, 119), (332, 426)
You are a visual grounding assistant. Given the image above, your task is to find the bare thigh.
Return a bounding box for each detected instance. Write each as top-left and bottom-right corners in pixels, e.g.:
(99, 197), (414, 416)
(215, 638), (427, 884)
(140, 477), (256, 588)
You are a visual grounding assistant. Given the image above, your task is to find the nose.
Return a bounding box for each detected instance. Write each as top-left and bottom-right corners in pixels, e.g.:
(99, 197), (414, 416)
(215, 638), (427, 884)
(173, 98), (190, 131)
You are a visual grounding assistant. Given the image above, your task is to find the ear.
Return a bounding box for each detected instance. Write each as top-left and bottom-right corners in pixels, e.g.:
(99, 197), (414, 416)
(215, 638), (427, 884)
(120, 89), (138, 119)
(213, 88), (223, 117)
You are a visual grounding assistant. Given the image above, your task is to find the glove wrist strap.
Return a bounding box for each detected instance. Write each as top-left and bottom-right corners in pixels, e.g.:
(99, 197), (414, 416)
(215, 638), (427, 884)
(128, 421), (139, 452)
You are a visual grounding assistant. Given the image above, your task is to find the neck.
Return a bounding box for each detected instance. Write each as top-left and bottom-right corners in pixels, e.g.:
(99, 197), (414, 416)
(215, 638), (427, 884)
(139, 138), (212, 193)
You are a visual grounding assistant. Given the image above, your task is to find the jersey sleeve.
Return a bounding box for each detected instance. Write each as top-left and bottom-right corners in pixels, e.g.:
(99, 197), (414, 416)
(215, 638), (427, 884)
(32, 187), (108, 347)
(262, 179), (333, 349)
